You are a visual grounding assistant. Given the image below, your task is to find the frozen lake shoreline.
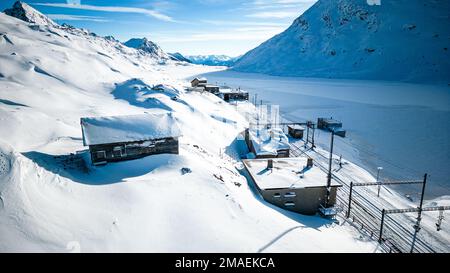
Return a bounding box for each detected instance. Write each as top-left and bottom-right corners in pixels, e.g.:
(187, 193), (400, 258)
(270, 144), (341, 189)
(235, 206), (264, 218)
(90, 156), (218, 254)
(194, 69), (450, 199)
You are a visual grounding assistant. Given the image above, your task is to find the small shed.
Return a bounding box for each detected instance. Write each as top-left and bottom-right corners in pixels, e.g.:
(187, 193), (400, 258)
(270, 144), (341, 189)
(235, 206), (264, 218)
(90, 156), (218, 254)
(317, 117), (346, 137)
(245, 127), (290, 158)
(243, 157), (342, 215)
(287, 125), (305, 139)
(317, 117), (342, 130)
(191, 77), (207, 87)
(80, 113), (181, 165)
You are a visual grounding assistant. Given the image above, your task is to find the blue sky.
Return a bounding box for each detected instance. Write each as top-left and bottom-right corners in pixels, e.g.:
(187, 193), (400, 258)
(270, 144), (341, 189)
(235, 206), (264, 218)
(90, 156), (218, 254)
(1, 0), (317, 56)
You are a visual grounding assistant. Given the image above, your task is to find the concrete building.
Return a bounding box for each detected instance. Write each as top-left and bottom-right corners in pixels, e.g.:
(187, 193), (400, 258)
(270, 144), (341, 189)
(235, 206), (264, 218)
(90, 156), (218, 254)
(243, 157), (342, 215)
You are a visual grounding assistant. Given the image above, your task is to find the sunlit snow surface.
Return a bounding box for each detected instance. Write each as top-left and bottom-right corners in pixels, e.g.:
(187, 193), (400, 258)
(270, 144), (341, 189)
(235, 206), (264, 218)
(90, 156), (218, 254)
(0, 13), (379, 252)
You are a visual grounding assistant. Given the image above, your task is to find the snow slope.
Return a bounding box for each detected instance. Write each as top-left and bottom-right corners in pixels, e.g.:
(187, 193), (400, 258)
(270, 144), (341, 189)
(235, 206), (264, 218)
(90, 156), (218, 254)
(0, 5), (378, 252)
(233, 0), (450, 83)
(168, 52), (192, 63)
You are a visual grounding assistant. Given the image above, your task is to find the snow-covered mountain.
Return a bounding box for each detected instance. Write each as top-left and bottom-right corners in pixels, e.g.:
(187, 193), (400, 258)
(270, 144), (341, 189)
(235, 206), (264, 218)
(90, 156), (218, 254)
(0, 2), (378, 252)
(124, 37), (170, 62)
(233, 0), (450, 82)
(168, 52), (192, 63)
(186, 55), (238, 66)
(4, 1), (56, 26)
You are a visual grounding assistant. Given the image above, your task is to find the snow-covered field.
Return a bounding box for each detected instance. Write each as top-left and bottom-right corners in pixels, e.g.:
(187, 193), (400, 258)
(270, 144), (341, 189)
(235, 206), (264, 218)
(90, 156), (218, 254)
(198, 70), (450, 201)
(0, 12), (380, 252)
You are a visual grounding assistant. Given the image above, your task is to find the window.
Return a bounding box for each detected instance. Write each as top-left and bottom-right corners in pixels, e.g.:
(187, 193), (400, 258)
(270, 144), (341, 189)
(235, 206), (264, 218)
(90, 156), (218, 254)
(284, 201), (295, 207)
(273, 193), (281, 198)
(112, 146), (126, 157)
(96, 150), (106, 159)
(284, 192), (296, 198)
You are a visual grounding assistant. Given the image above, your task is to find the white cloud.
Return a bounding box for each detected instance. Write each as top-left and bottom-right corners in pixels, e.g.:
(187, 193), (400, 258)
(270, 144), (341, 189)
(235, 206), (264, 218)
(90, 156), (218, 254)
(47, 14), (110, 22)
(201, 20), (288, 27)
(246, 11), (300, 18)
(34, 3), (175, 22)
(148, 26), (285, 43)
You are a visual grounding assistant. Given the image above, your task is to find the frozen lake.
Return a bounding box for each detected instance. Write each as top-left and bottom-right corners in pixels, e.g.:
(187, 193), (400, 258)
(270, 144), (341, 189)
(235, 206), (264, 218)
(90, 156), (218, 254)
(195, 70), (450, 199)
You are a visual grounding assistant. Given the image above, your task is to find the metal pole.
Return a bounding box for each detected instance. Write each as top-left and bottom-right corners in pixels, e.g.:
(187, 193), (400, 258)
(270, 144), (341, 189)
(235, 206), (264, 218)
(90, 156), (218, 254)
(305, 124), (309, 148)
(379, 209), (385, 243)
(376, 167), (383, 197)
(410, 173), (427, 253)
(347, 181), (353, 218)
(325, 131), (334, 207)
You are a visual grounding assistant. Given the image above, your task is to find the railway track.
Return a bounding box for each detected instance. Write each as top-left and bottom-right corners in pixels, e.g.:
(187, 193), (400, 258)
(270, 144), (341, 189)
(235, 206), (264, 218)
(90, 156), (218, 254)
(289, 142), (436, 253)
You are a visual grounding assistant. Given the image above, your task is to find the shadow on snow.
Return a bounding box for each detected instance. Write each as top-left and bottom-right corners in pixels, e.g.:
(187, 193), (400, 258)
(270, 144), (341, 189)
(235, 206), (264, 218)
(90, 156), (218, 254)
(22, 151), (179, 185)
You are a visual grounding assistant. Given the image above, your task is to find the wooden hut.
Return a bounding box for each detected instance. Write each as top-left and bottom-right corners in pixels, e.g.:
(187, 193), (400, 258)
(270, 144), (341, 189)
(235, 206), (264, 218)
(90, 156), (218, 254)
(287, 125), (305, 139)
(81, 113), (181, 165)
(191, 77), (207, 87)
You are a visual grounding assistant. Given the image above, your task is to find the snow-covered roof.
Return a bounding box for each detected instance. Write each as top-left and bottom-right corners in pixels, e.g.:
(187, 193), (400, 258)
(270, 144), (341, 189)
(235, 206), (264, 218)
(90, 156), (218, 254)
(243, 158), (341, 189)
(248, 127), (290, 156)
(81, 113), (181, 146)
(219, 88), (248, 94)
(288, 124), (305, 130)
(191, 77), (207, 82)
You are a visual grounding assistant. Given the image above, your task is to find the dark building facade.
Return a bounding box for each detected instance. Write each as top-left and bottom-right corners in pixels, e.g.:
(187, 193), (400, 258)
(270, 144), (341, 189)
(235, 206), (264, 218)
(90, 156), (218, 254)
(81, 113), (181, 165)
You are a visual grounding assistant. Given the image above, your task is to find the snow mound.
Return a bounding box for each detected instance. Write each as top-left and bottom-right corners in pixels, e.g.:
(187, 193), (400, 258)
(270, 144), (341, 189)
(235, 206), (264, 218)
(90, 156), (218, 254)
(0, 143), (13, 180)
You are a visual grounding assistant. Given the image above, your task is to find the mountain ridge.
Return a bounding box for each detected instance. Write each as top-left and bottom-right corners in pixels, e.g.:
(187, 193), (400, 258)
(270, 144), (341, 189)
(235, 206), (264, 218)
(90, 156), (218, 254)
(233, 0), (450, 83)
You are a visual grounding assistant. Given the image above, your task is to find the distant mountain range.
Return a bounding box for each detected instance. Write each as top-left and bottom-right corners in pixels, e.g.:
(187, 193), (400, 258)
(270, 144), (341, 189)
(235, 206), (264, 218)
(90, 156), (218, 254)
(233, 0), (450, 82)
(184, 55), (239, 67)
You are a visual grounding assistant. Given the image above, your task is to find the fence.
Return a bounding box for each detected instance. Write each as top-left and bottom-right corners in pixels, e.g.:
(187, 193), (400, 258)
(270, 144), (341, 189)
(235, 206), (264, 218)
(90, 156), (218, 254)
(290, 141), (449, 253)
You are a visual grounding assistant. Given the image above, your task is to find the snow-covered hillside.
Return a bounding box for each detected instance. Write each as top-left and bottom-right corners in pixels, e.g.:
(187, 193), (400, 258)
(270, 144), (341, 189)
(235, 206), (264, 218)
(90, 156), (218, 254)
(124, 37), (170, 62)
(187, 55), (238, 67)
(233, 0), (450, 82)
(168, 52), (192, 63)
(0, 3), (378, 252)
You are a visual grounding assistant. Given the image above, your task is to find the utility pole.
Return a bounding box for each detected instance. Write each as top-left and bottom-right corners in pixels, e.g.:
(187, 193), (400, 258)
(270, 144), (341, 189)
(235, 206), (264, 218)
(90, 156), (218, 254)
(305, 124), (309, 148)
(410, 173), (427, 253)
(325, 130), (335, 208)
(376, 166), (383, 197)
